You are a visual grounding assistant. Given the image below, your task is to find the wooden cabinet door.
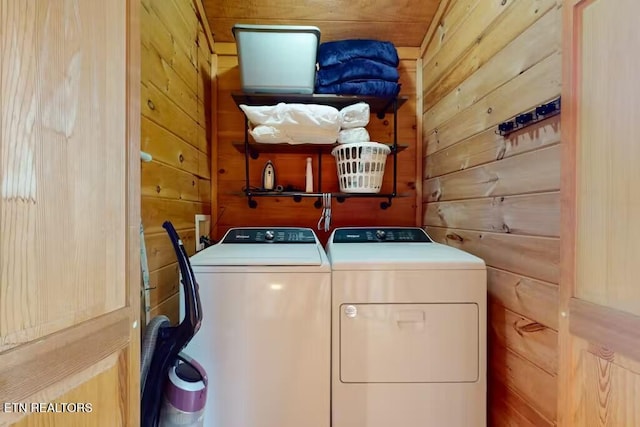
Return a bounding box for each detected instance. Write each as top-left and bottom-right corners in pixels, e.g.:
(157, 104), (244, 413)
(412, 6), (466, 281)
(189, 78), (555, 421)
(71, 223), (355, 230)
(560, 0), (640, 425)
(0, 0), (140, 425)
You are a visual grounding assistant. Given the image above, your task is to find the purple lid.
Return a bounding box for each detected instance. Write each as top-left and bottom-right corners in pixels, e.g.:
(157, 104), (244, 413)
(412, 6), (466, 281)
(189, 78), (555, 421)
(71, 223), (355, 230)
(165, 360), (207, 412)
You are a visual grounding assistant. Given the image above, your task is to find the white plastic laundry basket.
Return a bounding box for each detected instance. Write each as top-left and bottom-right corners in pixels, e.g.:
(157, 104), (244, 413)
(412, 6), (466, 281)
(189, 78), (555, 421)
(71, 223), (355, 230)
(331, 142), (391, 193)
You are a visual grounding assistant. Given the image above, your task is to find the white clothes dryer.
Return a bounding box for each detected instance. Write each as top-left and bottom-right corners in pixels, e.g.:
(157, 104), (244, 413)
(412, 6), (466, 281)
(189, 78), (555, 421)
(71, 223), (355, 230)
(182, 227), (331, 427)
(326, 227), (487, 427)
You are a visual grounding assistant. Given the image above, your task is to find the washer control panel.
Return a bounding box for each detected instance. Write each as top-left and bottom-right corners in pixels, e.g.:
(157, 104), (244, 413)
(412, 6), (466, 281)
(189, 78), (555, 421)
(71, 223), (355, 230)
(222, 228), (317, 243)
(332, 228), (432, 243)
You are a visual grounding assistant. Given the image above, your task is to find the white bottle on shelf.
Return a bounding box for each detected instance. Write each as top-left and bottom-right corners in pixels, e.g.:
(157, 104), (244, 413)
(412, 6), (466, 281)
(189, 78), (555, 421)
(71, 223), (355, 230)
(305, 157), (313, 193)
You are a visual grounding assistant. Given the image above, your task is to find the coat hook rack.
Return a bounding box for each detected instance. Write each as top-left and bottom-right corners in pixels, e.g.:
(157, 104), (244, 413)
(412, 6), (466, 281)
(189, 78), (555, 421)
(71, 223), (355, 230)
(497, 97), (561, 137)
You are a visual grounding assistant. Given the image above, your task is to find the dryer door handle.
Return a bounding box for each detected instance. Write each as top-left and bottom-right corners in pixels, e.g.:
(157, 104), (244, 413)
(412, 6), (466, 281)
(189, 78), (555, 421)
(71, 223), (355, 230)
(395, 310), (425, 330)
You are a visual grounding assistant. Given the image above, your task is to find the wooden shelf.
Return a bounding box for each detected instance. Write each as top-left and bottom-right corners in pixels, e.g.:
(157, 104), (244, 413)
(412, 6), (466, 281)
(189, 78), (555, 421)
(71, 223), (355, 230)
(242, 190), (408, 209)
(232, 141), (409, 158)
(232, 91), (406, 209)
(231, 92), (407, 118)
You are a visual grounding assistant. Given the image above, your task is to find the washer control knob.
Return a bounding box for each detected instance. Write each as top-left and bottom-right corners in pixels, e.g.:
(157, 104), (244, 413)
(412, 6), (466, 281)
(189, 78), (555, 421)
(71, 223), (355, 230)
(344, 305), (358, 318)
(265, 230), (275, 241)
(376, 230), (386, 240)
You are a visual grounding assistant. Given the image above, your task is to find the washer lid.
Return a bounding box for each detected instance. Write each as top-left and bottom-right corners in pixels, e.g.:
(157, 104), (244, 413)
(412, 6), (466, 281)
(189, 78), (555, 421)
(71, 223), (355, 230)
(190, 243), (326, 266)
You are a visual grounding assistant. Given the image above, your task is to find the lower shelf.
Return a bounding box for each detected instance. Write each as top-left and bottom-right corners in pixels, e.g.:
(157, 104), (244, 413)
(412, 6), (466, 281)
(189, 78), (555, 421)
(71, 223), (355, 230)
(232, 141), (408, 159)
(244, 191), (403, 209)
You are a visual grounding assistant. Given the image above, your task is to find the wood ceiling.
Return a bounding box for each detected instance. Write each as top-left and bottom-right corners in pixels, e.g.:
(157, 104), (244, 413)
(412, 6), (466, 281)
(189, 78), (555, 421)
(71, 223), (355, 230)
(202, 0), (441, 47)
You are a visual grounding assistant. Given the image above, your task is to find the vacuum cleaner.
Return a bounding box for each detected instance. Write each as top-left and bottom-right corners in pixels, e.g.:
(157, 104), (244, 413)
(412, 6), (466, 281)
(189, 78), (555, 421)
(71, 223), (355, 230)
(141, 221), (206, 427)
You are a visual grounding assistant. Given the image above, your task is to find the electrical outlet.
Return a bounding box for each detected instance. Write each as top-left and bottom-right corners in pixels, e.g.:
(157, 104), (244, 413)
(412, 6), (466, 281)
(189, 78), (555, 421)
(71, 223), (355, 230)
(195, 214), (211, 252)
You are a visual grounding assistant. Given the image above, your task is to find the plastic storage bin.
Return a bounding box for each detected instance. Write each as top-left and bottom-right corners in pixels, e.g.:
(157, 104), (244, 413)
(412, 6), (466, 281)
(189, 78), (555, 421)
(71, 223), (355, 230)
(232, 24), (321, 94)
(332, 142), (390, 193)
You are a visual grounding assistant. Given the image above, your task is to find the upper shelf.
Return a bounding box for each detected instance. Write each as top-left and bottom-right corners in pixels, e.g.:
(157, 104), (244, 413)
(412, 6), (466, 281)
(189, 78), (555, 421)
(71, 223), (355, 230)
(231, 92), (408, 118)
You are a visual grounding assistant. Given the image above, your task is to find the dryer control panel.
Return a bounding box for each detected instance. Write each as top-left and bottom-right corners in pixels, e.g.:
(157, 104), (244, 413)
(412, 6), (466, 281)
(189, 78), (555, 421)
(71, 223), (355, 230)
(332, 227), (432, 243)
(222, 228), (317, 243)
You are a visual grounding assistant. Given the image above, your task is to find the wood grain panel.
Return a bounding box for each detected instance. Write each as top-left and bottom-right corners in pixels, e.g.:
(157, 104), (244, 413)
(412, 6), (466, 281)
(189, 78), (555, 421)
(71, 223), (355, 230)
(488, 267), (559, 330)
(424, 52), (561, 156)
(142, 81), (201, 150)
(424, 6), (560, 131)
(490, 377), (554, 427)
(140, 0), (211, 324)
(422, 0), (480, 65)
(148, 263), (180, 311)
(142, 161), (205, 202)
(424, 192), (560, 237)
(415, 55), (425, 230)
(144, 229), (197, 272)
(215, 154), (417, 196)
(1, 1), (138, 423)
(173, 0), (199, 34)
(125, 0), (142, 419)
(424, 115), (560, 179)
(142, 197), (210, 234)
(197, 35), (213, 132)
(422, 0), (517, 92)
(569, 298), (640, 364)
(210, 53), (219, 238)
(490, 301), (558, 375)
(427, 226), (560, 284)
(150, 293), (180, 324)
(420, 0), (564, 424)
(207, 18), (430, 47)
(203, 0), (440, 46)
(423, 145), (561, 202)
(144, 0), (197, 66)
(12, 359), (123, 427)
(140, 3), (197, 92)
(491, 343), (557, 422)
(217, 195), (416, 245)
(423, 0), (558, 113)
(560, 0), (640, 425)
(198, 150), (211, 180)
(575, 0), (640, 316)
(214, 42), (237, 56)
(194, 0), (215, 54)
(573, 341), (640, 426)
(204, 0), (437, 23)
(199, 178), (212, 205)
(142, 42), (199, 123)
(0, 309), (129, 422)
(1, 0), (127, 345)
(141, 116), (201, 176)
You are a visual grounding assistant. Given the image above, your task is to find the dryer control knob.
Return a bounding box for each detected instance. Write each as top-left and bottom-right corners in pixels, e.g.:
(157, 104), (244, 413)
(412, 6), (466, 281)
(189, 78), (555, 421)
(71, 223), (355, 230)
(265, 230), (275, 241)
(376, 230), (386, 240)
(344, 305), (358, 318)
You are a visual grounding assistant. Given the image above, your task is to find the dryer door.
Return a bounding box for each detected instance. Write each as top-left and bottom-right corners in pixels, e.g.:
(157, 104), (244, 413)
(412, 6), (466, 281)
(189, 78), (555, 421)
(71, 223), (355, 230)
(340, 303), (479, 383)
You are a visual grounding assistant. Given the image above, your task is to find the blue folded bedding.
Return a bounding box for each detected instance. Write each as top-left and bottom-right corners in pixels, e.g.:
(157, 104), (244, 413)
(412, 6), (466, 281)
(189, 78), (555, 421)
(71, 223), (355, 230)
(316, 58), (400, 87)
(318, 39), (399, 68)
(315, 80), (401, 97)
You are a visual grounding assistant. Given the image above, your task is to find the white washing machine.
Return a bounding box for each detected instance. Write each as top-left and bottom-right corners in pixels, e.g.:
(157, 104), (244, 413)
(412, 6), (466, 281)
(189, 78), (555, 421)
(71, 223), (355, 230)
(182, 227), (331, 427)
(326, 227), (487, 427)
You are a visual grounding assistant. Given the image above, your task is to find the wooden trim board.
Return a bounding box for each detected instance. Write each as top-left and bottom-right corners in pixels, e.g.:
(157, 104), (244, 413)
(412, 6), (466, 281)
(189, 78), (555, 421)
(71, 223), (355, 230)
(569, 298), (640, 363)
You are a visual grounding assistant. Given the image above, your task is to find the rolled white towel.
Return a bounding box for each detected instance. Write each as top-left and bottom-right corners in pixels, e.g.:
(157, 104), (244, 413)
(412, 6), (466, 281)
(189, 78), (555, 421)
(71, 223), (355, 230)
(339, 102), (370, 128)
(239, 103), (340, 133)
(338, 127), (370, 144)
(250, 124), (339, 144)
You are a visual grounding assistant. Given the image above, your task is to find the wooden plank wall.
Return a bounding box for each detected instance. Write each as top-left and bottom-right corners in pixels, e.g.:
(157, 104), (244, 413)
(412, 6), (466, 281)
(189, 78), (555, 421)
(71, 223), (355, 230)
(140, 0), (214, 323)
(214, 44), (419, 244)
(419, 0), (562, 424)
